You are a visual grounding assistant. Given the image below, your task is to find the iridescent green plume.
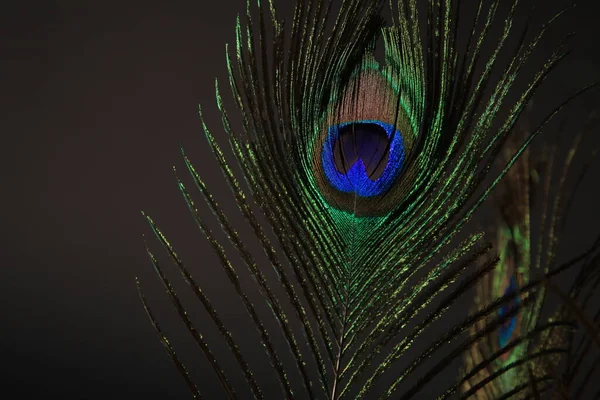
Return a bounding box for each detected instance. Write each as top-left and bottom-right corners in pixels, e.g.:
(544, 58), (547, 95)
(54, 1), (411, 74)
(461, 117), (600, 398)
(462, 136), (537, 398)
(136, 0), (599, 398)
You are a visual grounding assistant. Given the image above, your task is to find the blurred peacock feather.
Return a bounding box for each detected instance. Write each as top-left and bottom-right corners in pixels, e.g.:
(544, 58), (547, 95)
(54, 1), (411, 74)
(462, 136), (537, 399)
(136, 0), (600, 398)
(460, 117), (600, 398)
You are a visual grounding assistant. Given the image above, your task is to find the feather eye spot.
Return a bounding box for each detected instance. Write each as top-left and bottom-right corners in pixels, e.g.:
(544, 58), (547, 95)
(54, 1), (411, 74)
(497, 275), (520, 350)
(321, 120), (405, 197)
(309, 67), (415, 215)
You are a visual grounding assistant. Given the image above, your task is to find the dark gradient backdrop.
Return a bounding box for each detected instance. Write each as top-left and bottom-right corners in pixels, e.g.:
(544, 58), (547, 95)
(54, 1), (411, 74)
(2, 1), (600, 399)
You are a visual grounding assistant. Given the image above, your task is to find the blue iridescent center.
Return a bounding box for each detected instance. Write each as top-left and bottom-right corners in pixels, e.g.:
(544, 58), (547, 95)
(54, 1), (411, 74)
(321, 120), (405, 197)
(498, 275), (519, 348)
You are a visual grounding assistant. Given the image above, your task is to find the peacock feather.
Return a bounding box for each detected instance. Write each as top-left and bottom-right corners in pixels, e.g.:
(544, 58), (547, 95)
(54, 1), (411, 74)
(462, 136), (536, 399)
(136, 0), (600, 398)
(461, 111), (600, 398)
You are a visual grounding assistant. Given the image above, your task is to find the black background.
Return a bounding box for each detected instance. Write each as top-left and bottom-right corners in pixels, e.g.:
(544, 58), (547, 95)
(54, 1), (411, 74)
(2, 1), (600, 399)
